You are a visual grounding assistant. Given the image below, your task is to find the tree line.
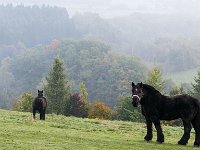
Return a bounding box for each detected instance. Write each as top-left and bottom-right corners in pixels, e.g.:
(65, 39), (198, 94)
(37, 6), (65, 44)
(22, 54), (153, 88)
(13, 56), (200, 124)
(0, 5), (200, 73)
(13, 57), (112, 119)
(0, 40), (147, 108)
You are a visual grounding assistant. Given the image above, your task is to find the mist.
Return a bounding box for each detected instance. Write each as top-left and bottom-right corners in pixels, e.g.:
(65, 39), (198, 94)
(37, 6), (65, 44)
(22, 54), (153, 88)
(1, 0), (200, 18)
(0, 0), (200, 108)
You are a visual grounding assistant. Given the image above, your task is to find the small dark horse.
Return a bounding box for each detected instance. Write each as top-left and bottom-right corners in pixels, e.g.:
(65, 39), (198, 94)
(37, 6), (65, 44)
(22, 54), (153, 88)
(32, 90), (47, 120)
(131, 82), (200, 146)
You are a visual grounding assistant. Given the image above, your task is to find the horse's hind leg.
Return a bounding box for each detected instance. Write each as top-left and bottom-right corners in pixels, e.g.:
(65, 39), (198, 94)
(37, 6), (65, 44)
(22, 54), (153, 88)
(32, 109), (36, 120)
(42, 109), (46, 120)
(192, 115), (200, 146)
(40, 109), (46, 120)
(178, 120), (192, 145)
(39, 111), (43, 120)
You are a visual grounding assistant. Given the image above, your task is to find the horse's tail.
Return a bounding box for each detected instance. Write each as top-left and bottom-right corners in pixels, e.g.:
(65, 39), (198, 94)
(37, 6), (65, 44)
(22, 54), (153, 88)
(42, 97), (47, 108)
(193, 102), (200, 126)
(191, 101), (200, 146)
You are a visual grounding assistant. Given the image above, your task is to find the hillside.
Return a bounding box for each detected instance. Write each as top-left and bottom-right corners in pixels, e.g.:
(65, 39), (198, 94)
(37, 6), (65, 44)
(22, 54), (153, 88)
(0, 40), (147, 108)
(0, 109), (197, 149)
(165, 67), (200, 85)
(1, 5), (200, 73)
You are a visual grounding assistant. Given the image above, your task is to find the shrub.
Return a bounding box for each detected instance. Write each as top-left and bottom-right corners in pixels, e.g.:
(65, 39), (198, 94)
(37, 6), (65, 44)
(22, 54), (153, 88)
(112, 96), (144, 122)
(13, 92), (34, 112)
(65, 93), (88, 118)
(88, 100), (111, 120)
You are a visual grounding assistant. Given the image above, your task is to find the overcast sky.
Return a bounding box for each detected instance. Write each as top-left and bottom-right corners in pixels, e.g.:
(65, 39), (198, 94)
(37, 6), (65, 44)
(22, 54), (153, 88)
(0, 0), (199, 18)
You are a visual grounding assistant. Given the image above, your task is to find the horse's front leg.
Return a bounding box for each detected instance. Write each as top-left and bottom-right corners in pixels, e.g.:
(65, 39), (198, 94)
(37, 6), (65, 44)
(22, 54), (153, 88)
(144, 116), (153, 141)
(150, 116), (164, 143)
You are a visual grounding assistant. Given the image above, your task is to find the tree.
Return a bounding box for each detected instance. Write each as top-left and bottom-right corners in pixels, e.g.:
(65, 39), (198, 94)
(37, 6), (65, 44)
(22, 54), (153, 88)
(191, 71), (200, 99)
(79, 82), (89, 115)
(0, 59), (19, 108)
(44, 56), (70, 115)
(65, 83), (89, 117)
(13, 92), (33, 112)
(169, 85), (184, 96)
(146, 66), (165, 92)
(88, 100), (111, 120)
(65, 93), (88, 117)
(112, 96), (143, 121)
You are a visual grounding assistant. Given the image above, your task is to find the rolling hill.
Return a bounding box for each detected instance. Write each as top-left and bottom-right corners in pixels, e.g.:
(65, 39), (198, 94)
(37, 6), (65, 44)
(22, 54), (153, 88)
(0, 109), (197, 149)
(165, 67), (200, 85)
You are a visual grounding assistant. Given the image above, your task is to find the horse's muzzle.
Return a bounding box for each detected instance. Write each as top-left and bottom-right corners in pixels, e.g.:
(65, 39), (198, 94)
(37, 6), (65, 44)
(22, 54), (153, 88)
(132, 95), (140, 107)
(132, 100), (138, 107)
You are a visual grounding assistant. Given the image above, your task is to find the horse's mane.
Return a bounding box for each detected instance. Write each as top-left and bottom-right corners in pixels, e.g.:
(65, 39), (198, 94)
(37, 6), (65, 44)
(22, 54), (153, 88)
(143, 84), (161, 95)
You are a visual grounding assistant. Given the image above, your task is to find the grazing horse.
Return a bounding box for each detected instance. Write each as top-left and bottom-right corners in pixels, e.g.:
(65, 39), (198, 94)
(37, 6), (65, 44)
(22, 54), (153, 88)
(131, 82), (200, 147)
(32, 90), (47, 120)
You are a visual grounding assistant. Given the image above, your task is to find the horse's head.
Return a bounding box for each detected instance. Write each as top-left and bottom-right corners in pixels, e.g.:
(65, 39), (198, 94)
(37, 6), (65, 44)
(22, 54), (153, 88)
(131, 82), (144, 107)
(38, 90), (43, 97)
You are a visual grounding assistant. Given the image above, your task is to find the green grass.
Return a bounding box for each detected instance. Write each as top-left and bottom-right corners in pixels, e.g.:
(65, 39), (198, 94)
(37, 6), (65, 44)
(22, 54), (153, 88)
(0, 109), (199, 150)
(165, 68), (199, 84)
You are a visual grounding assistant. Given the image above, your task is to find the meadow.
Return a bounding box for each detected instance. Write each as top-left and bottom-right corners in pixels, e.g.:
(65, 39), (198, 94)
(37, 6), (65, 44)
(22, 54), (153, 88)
(165, 68), (200, 84)
(0, 109), (199, 150)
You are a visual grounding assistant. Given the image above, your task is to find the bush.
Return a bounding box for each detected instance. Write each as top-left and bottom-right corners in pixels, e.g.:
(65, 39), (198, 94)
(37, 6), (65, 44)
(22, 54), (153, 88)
(13, 92), (34, 112)
(112, 96), (144, 122)
(88, 100), (111, 120)
(65, 93), (88, 118)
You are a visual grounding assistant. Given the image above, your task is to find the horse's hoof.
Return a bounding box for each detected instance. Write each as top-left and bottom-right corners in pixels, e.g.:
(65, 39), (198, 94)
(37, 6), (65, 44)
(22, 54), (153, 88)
(144, 135), (153, 141)
(157, 138), (164, 144)
(178, 140), (187, 145)
(156, 137), (164, 144)
(156, 141), (163, 144)
(194, 142), (200, 147)
(156, 139), (164, 144)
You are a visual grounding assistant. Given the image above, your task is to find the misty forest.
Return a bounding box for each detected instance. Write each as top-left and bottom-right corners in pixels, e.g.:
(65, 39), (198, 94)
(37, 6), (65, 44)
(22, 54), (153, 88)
(1, 3), (200, 108)
(1, 1), (200, 149)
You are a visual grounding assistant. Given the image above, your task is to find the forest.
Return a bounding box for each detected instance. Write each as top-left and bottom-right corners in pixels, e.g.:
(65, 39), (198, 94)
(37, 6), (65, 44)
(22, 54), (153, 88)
(0, 5), (200, 110)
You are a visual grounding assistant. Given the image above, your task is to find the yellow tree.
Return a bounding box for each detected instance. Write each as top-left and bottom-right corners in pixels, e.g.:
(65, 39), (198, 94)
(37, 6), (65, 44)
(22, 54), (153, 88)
(146, 66), (165, 92)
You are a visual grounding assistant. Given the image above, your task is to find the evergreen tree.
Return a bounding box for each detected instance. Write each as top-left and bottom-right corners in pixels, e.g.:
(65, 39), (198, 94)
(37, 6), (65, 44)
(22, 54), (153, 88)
(79, 82), (89, 116)
(44, 56), (70, 115)
(169, 85), (184, 96)
(191, 71), (200, 99)
(146, 66), (165, 92)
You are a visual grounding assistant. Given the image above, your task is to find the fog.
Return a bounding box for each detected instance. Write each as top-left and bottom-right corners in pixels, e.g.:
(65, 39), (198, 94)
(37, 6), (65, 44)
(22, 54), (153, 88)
(1, 0), (200, 108)
(1, 0), (200, 18)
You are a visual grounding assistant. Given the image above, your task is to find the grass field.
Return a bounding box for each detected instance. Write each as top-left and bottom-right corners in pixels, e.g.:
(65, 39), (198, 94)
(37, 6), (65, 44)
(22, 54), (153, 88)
(0, 109), (199, 150)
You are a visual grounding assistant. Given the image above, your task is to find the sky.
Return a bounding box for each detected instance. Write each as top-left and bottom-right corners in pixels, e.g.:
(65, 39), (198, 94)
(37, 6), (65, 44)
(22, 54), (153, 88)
(0, 0), (200, 18)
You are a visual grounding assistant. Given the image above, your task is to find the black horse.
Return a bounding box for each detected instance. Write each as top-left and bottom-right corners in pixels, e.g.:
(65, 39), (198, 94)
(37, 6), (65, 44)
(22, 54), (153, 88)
(131, 82), (200, 146)
(32, 90), (47, 120)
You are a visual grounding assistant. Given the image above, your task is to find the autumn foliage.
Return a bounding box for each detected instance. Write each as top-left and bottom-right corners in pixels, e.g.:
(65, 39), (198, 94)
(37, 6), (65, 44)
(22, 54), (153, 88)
(88, 100), (111, 120)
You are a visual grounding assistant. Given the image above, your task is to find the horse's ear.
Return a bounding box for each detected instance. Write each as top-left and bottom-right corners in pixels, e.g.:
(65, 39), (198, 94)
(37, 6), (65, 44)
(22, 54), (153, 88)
(140, 82), (143, 88)
(38, 90), (40, 93)
(41, 90), (43, 93)
(132, 82), (135, 87)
